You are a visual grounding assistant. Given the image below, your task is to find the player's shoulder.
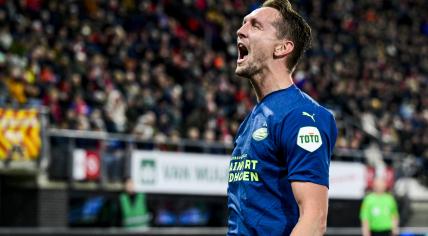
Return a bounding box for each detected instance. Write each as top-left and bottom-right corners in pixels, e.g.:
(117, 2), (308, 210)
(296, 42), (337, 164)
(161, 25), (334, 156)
(280, 93), (337, 145)
(259, 86), (336, 129)
(272, 86), (334, 122)
(286, 101), (335, 127)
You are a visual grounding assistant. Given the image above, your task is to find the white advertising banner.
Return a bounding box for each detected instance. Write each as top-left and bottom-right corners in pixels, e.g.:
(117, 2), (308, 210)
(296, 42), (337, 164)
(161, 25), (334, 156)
(132, 151), (366, 198)
(329, 161), (366, 199)
(73, 149), (86, 180)
(131, 151), (230, 195)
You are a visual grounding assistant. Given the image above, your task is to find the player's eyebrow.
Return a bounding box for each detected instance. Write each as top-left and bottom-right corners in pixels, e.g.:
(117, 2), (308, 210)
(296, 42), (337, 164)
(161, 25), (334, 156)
(242, 16), (263, 27)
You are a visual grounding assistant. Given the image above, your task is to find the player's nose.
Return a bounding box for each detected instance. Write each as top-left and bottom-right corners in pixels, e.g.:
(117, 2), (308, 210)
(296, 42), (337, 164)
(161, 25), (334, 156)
(236, 23), (248, 39)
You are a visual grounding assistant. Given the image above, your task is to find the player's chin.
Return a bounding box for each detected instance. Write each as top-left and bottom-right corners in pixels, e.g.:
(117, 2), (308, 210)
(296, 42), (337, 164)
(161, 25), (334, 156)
(235, 65), (248, 78)
(235, 68), (246, 78)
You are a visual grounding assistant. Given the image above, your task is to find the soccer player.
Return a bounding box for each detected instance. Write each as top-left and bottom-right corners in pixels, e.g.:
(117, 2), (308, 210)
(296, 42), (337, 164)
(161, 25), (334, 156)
(227, 0), (337, 235)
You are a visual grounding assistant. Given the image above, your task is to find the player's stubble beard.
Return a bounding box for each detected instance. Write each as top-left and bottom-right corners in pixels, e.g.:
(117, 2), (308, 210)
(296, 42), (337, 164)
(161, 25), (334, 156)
(235, 49), (268, 79)
(235, 47), (272, 102)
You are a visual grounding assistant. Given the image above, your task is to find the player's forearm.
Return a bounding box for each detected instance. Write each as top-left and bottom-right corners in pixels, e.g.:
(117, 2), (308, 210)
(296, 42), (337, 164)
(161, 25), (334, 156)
(290, 211), (327, 236)
(290, 182), (329, 236)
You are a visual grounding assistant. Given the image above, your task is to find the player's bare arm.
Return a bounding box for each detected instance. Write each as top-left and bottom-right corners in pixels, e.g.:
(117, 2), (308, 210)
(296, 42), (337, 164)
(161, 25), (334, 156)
(290, 181), (329, 236)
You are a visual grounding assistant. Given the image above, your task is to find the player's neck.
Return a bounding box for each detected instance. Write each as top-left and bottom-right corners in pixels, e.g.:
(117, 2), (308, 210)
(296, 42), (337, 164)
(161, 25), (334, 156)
(249, 67), (294, 102)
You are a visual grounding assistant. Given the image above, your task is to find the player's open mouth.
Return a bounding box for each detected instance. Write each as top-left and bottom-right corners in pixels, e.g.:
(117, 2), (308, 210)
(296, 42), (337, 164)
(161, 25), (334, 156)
(237, 43), (249, 64)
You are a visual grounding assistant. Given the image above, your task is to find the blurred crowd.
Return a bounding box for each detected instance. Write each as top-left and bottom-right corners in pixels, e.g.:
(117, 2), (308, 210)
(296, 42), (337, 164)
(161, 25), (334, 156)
(0, 0), (427, 161)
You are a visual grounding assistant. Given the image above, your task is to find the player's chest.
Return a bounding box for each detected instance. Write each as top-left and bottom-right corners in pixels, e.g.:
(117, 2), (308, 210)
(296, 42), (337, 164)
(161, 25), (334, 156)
(232, 113), (277, 162)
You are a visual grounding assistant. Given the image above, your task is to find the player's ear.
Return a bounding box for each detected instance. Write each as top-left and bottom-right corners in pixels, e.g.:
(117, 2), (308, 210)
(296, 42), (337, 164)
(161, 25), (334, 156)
(274, 40), (294, 58)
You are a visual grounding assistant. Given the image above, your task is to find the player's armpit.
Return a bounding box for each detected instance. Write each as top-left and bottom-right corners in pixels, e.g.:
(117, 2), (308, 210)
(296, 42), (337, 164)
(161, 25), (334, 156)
(290, 181), (328, 236)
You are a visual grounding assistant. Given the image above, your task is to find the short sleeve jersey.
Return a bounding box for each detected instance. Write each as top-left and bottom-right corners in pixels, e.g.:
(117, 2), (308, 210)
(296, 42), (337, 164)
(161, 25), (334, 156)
(227, 84), (337, 236)
(360, 193), (399, 231)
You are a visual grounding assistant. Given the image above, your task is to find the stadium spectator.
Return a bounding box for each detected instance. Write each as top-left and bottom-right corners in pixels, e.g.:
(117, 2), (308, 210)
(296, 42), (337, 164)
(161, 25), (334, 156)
(119, 178), (150, 228)
(360, 178), (399, 236)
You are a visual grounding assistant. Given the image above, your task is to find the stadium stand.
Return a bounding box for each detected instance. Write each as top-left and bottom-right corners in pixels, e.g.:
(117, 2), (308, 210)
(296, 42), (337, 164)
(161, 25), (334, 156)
(1, 0), (427, 158)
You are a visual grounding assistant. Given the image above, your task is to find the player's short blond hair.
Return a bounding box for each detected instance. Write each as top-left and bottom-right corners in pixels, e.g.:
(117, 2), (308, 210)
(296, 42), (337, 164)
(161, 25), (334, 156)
(262, 0), (312, 71)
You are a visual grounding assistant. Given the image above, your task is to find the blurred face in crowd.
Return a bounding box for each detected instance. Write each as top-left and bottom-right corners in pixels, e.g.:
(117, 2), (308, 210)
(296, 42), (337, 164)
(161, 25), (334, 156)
(125, 179), (135, 194)
(373, 178), (387, 194)
(236, 7), (285, 78)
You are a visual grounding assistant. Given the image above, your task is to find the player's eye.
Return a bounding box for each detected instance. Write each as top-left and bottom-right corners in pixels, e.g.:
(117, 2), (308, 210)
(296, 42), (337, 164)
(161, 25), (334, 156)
(252, 21), (262, 30)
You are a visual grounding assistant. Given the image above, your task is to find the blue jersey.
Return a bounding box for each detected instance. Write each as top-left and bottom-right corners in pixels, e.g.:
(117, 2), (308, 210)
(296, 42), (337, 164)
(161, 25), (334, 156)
(227, 84), (337, 235)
